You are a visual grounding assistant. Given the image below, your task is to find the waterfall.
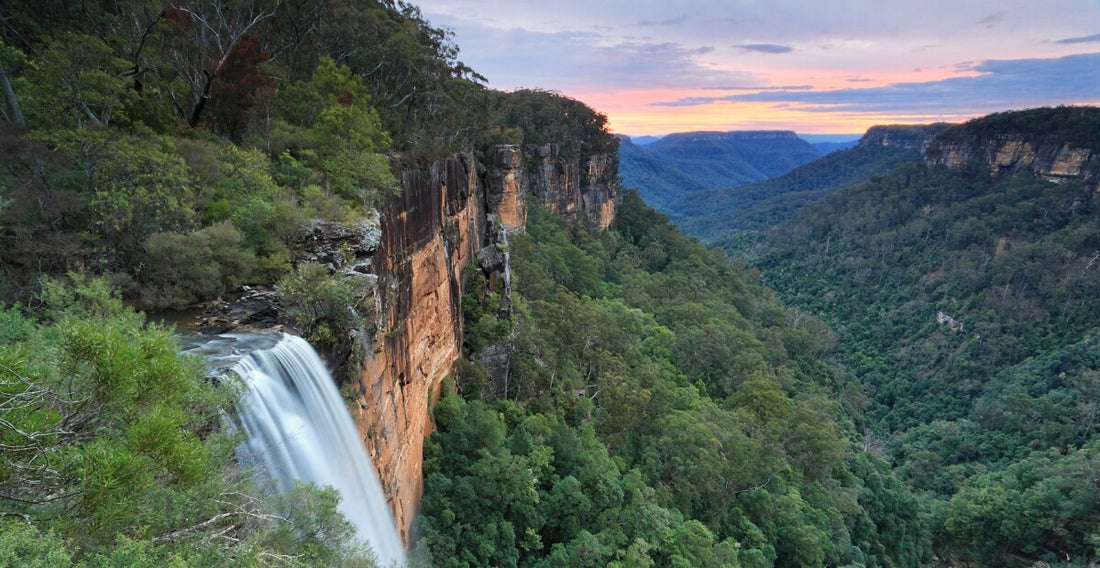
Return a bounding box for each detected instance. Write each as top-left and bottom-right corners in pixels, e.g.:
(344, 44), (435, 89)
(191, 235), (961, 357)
(228, 334), (405, 567)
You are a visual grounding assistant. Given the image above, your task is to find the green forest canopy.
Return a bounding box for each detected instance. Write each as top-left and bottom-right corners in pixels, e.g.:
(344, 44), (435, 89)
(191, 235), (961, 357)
(745, 107), (1100, 566)
(9, 1), (1093, 567)
(417, 194), (927, 567)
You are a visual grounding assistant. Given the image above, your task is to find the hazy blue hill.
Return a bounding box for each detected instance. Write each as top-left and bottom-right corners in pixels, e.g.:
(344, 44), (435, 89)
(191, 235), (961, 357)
(615, 135), (710, 211)
(811, 140), (860, 154)
(617, 129), (823, 216)
(675, 140), (923, 242)
(646, 129), (823, 181)
(659, 124), (952, 252)
(627, 135), (663, 145)
(799, 133), (862, 155)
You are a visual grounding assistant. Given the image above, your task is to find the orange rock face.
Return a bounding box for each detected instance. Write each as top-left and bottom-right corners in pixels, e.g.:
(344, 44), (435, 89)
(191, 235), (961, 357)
(354, 156), (482, 545)
(352, 148), (617, 545)
(490, 145), (527, 230)
(927, 135), (1097, 186)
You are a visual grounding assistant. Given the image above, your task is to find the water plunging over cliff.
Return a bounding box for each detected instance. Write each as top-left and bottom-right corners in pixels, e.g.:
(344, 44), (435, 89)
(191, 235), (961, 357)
(227, 334), (405, 567)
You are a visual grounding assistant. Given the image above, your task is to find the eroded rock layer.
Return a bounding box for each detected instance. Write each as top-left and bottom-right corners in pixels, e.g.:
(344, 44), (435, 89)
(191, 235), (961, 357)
(353, 146), (617, 542)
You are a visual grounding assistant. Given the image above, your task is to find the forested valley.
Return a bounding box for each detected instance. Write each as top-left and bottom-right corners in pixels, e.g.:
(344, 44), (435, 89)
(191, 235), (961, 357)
(711, 107), (1100, 566)
(1, 0), (1093, 567)
(418, 194), (925, 567)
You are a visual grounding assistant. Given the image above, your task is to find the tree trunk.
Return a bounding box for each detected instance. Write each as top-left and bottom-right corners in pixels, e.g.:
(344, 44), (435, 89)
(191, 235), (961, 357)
(0, 59), (27, 130)
(188, 71), (213, 128)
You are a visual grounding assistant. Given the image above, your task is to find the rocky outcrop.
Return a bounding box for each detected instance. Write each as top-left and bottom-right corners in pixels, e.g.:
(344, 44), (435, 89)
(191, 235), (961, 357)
(927, 135), (1097, 182)
(294, 214), (382, 275)
(486, 145), (527, 230)
(523, 143), (619, 230)
(859, 123), (953, 152)
(923, 107), (1100, 187)
(348, 144), (617, 543)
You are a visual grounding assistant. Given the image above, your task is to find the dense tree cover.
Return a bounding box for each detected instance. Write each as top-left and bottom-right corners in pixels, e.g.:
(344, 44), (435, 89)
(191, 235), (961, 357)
(0, 276), (379, 566)
(0, 5), (409, 305)
(675, 143), (923, 244)
(748, 111), (1100, 565)
(481, 89), (618, 158)
(419, 194), (928, 567)
(0, 0), (621, 310)
(616, 136), (710, 212)
(0, 1), (620, 566)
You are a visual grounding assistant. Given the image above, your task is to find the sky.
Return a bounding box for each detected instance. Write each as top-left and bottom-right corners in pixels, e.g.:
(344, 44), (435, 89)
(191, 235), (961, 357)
(413, 0), (1100, 137)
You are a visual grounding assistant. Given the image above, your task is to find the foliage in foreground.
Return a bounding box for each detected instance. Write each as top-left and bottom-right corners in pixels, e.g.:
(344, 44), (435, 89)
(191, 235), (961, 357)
(0, 276), (378, 567)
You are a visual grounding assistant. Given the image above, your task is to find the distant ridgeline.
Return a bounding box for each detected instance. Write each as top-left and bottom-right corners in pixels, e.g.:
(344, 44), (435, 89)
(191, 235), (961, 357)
(674, 123), (953, 247)
(644, 108), (1100, 257)
(617, 130), (823, 213)
(745, 106), (1100, 566)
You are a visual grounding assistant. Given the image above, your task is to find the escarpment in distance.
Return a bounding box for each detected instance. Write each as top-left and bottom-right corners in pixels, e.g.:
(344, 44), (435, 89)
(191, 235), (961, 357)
(925, 106), (1100, 186)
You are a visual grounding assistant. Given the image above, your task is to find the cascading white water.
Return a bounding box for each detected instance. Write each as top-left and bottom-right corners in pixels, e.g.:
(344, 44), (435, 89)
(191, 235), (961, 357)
(229, 333), (405, 567)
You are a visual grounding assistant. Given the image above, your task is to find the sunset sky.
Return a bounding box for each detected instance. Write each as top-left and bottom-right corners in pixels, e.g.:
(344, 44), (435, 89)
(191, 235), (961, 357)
(414, 0), (1100, 137)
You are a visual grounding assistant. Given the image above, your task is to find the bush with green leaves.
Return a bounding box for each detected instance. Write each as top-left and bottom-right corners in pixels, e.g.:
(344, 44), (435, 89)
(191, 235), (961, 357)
(140, 222), (257, 308)
(0, 276), (380, 566)
(278, 262), (370, 348)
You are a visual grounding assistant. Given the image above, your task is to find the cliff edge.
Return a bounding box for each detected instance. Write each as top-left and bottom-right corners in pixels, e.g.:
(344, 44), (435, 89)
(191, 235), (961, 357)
(352, 144), (617, 542)
(924, 106), (1100, 186)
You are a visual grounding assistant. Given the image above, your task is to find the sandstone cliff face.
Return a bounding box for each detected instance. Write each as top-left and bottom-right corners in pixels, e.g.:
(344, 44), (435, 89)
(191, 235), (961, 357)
(923, 111), (1100, 187)
(927, 135), (1097, 183)
(351, 145), (617, 543)
(485, 145), (526, 230)
(859, 123), (953, 152)
(523, 143), (619, 230)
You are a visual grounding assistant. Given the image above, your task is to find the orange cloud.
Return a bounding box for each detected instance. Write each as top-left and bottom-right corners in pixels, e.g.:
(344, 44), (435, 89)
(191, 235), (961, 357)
(571, 87), (965, 135)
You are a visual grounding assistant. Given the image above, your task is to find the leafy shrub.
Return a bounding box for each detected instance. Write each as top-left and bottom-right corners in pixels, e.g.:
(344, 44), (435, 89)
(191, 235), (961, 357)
(140, 222), (256, 308)
(277, 262), (369, 346)
(44, 128), (196, 261)
(0, 277), (381, 565)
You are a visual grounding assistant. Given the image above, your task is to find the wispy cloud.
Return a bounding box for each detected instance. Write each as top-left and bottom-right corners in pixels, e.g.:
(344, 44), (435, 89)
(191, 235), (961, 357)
(702, 85), (814, 91)
(977, 12), (1005, 27)
(734, 43), (794, 54)
(637, 16), (688, 27)
(652, 52), (1100, 113)
(416, 0), (1100, 132)
(447, 24), (762, 90)
(1056, 33), (1100, 44)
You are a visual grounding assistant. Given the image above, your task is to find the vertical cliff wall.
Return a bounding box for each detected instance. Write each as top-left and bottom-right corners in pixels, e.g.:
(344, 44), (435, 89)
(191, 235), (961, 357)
(524, 143), (619, 230)
(922, 107), (1100, 188)
(352, 145), (617, 542)
(925, 134), (1098, 185)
